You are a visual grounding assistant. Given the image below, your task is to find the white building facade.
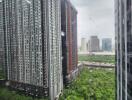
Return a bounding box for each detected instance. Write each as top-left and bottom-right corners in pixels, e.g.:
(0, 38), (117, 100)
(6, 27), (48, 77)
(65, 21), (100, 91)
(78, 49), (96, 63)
(3, 0), (63, 99)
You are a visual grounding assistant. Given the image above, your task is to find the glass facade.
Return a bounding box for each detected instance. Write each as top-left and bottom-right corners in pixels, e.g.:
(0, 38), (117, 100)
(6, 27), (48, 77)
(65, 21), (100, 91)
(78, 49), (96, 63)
(115, 0), (132, 99)
(102, 38), (112, 51)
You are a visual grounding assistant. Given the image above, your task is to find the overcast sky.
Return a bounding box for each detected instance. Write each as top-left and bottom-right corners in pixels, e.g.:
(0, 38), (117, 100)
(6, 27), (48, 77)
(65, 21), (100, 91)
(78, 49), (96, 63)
(70, 0), (115, 47)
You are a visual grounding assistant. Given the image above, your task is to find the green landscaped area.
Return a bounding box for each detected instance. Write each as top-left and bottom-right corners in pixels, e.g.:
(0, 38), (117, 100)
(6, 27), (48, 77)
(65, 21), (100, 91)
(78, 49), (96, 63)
(0, 68), (115, 100)
(78, 55), (115, 64)
(59, 68), (115, 100)
(0, 55), (115, 100)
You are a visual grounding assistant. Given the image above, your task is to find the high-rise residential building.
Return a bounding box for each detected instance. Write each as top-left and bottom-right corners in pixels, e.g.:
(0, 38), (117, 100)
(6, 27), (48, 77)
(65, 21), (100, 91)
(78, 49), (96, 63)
(102, 38), (112, 51)
(0, 0), (3, 50)
(61, 0), (78, 85)
(115, 0), (132, 100)
(3, 0), (63, 99)
(89, 36), (100, 52)
(81, 38), (87, 52)
(0, 0), (4, 75)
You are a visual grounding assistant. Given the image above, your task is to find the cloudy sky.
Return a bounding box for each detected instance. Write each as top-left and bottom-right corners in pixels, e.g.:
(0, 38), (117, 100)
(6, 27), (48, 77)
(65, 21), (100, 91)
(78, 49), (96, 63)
(70, 0), (115, 47)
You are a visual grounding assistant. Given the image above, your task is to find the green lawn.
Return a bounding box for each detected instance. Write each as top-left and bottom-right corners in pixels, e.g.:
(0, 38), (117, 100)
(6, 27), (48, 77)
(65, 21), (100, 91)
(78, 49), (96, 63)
(59, 68), (115, 100)
(78, 55), (115, 64)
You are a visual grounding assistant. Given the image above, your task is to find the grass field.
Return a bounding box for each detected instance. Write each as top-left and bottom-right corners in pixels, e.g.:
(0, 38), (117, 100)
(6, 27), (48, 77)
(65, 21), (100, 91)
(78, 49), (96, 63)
(59, 68), (115, 100)
(78, 55), (115, 64)
(0, 68), (115, 100)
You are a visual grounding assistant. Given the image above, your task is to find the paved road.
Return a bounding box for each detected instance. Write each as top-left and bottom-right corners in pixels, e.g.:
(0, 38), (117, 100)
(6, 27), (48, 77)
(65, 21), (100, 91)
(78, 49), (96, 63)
(82, 61), (115, 68)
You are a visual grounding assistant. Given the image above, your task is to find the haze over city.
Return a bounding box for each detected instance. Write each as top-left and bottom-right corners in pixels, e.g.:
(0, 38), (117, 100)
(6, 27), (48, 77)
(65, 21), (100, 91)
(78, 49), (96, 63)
(71, 0), (115, 47)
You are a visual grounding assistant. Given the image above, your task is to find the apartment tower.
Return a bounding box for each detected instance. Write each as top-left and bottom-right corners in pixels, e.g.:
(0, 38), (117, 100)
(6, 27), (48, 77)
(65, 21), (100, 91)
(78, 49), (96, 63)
(61, 0), (78, 85)
(2, 0), (63, 99)
(0, 0), (5, 76)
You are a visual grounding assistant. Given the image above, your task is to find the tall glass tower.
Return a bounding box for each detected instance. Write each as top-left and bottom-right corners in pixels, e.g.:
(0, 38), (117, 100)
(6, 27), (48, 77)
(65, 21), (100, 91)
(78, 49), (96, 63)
(115, 0), (132, 100)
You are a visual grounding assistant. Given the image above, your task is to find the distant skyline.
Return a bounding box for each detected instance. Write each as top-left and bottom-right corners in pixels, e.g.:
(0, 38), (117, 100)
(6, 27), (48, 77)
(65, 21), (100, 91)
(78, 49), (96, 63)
(70, 0), (115, 47)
